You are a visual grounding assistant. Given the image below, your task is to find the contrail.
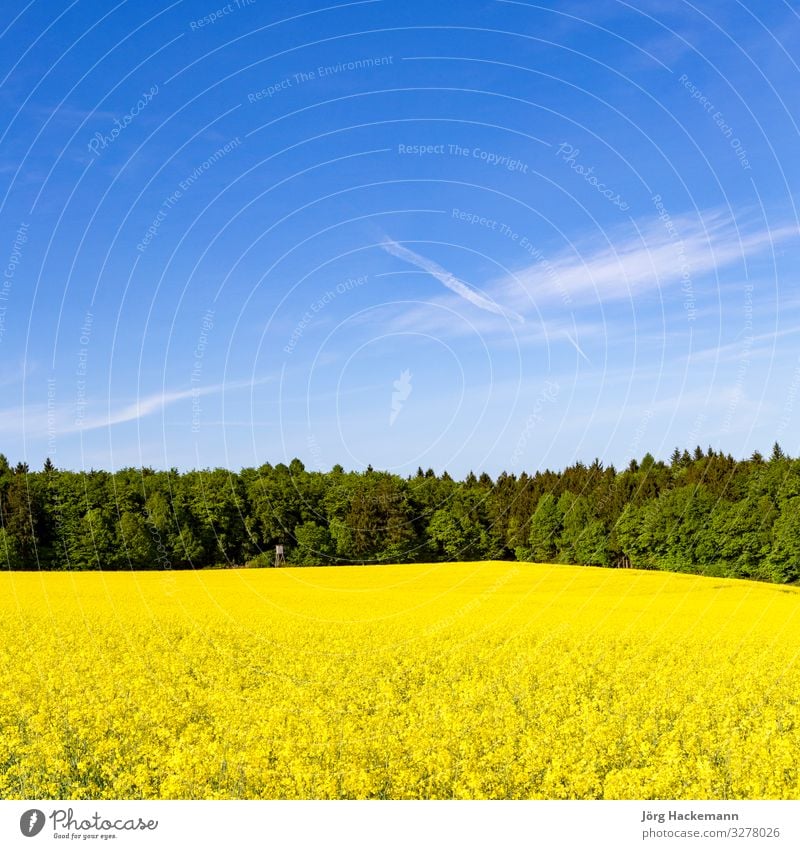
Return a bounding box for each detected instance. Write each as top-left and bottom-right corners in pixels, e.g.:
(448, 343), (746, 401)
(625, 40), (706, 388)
(563, 329), (591, 364)
(381, 237), (525, 324)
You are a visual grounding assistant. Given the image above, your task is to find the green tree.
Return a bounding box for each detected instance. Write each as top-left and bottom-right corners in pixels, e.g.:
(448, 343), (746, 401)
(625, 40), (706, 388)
(69, 507), (118, 570)
(342, 472), (417, 562)
(614, 503), (639, 567)
(290, 521), (335, 565)
(118, 511), (158, 569)
(0, 527), (22, 569)
(708, 495), (776, 579)
(766, 497), (800, 583)
(573, 519), (610, 566)
(3, 472), (43, 568)
(525, 494), (562, 562)
(427, 507), (488, 560)
(637, 485), (718, 574)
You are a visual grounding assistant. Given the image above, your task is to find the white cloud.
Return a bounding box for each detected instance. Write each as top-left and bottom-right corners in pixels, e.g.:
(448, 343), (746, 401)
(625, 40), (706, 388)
(499, 209), (799, 308)
(370, 210), (799, 356)
(380, 237), (525, 324)
(1, 378), (269, 439)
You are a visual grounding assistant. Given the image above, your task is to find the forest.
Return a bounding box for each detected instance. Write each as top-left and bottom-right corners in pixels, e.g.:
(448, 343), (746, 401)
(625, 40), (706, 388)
(1, 444), (799, 583)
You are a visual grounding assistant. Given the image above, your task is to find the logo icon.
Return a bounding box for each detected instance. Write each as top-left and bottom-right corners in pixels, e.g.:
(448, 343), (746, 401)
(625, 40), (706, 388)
(19, 810), (45, 837)
(390, 369), (412, 425)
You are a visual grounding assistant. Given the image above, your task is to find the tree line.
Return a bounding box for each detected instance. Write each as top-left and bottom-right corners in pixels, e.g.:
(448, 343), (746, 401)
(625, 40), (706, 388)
(1, 444), (798, 583)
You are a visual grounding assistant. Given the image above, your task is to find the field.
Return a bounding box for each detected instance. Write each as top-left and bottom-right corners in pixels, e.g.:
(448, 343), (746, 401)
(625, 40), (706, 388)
(1, 562), (799, 800)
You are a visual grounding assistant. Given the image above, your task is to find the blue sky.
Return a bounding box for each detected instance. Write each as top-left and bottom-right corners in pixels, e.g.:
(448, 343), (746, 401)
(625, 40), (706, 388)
(1, 0), (800, 475)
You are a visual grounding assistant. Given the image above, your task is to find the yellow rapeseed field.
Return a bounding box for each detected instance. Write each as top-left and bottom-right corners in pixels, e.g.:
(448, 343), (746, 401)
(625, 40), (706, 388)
(1, 562), (799, 799)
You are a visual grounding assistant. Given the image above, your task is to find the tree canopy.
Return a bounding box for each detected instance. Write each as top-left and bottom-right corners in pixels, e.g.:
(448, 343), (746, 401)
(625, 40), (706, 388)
(0, 447), (797, 583)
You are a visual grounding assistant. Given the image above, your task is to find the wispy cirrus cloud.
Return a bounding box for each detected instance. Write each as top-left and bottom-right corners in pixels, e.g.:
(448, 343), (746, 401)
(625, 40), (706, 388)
(2, 378), (270, 439)
(375, 210), (798, 340)
(81, 384), (222, 431)
(364, 209), (800, 379)
(499, 209), (799, 309)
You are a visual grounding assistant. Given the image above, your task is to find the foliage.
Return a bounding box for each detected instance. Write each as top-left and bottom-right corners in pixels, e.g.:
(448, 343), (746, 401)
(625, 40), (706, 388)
(0, 445), (797, 582)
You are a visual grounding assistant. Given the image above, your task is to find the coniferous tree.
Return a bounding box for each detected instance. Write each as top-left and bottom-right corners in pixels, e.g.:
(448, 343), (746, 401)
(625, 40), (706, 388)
(771, 442), (786, 462)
